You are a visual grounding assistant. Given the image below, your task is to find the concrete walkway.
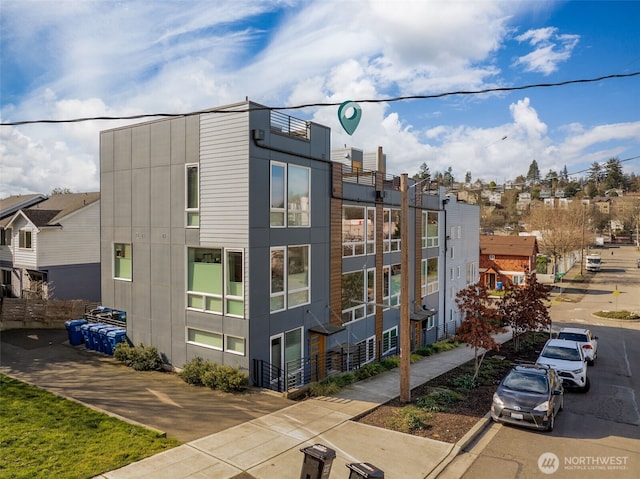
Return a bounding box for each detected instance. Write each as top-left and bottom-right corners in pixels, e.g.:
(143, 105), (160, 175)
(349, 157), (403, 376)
(94, 330), (513, 479)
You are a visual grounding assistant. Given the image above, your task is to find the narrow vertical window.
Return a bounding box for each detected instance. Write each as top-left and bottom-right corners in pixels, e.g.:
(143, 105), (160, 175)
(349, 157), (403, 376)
(270, 248), (285, 312)
(288, 165), (310, 227)
(226, 250), (244, 317)
(287, 245), (309, 307)
(270, 163), (286, 226)
(114, 243), (132, 280)
(186, 164), (199, 227)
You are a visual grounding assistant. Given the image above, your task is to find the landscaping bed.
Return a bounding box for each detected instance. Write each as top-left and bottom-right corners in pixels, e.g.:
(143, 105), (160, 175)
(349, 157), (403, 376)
(355, 332), (550, 443)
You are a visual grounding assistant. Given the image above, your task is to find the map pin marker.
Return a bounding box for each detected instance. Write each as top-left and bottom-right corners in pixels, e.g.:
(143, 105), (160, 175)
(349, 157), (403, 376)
(338, 101), (362, 136)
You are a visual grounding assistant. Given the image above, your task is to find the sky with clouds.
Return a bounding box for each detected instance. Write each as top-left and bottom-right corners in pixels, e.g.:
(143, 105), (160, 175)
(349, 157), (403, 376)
(1, 0), (639, 197)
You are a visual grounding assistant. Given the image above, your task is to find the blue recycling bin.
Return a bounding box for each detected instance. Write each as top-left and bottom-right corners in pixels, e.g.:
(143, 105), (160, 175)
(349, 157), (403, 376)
(80, 323), (92, 348)
(65, 319), (88, 346)
(98, 326), (120, 354)
(496, 281), (503, 291)
(106, 328), (128, 355)
(88, 323), (109, 351)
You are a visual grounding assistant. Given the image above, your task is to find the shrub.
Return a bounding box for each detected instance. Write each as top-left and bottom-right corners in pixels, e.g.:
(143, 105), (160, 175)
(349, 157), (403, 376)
(451, 373), (476, 390)
(211, 365), (249, 392)
(308, 379), (341, 397)
(354, 363), (385, 380)
(595, 310), (639, 320)
(386, 406), (432, 433)
(114, 343), (163, 371)
(379, 356), (400, 369)
(179, 357), (217, 386)
(417, 387), (464, 412)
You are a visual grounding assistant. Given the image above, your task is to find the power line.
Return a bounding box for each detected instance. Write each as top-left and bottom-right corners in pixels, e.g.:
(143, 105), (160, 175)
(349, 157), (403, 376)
(1, 71), (639, 127)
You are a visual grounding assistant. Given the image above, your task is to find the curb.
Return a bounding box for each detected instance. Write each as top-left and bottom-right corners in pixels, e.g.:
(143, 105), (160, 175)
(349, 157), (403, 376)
(425, 412), (492, 479)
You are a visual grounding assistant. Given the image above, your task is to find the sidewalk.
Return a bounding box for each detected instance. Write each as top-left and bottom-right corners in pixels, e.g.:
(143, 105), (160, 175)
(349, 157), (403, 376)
(96, 330), (513, 479)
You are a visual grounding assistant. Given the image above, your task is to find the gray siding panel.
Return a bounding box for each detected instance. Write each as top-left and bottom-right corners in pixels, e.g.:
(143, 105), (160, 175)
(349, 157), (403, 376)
(199, 111), (249, 247)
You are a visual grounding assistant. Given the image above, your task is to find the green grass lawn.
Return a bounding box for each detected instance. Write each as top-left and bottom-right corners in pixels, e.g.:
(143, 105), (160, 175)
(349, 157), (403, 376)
(0, 374), (180, 479)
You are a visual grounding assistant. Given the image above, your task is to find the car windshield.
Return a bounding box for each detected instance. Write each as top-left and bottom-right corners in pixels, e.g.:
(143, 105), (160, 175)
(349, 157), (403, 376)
(558, 332), (588, 342)
(503, 372), (549, 394)
(542, 345), (581, 361)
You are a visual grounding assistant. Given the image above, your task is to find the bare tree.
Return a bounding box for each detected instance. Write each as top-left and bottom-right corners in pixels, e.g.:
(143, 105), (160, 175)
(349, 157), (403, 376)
(527, 201), (584, 274)
(455, 284), (506, 381)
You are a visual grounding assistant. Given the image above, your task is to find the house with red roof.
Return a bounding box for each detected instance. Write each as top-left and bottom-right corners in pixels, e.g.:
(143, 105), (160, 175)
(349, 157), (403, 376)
(479, 235), (538, 290)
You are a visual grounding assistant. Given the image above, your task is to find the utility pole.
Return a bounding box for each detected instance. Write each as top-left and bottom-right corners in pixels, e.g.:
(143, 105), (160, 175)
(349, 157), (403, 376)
(400, 174), (411, 403)
(580, 204), (585, 275)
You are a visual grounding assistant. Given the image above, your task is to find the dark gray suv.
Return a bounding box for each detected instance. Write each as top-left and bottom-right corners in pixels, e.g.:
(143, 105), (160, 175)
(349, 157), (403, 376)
(491, 363), (564, 431)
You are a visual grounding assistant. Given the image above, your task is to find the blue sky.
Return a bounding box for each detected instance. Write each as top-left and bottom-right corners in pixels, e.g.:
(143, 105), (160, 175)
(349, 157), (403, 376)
(1, 0), (639, 197)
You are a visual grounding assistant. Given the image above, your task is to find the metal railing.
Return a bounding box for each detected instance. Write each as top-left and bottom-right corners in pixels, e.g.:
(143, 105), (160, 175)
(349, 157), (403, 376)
(253, 342), (398, 393)
(270, 110), (310, 139)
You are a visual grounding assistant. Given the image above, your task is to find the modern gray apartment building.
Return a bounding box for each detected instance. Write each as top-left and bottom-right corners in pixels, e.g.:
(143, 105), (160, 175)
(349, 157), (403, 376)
(99, 100), (479, 391)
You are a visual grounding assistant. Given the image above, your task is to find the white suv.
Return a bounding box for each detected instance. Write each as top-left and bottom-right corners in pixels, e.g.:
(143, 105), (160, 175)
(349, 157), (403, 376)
(536, 339), (590, 392)
(557, 327), (598, 365)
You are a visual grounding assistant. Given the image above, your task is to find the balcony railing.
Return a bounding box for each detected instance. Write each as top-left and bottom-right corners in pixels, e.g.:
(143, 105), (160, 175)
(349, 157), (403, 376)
(270, 110), (310, 140)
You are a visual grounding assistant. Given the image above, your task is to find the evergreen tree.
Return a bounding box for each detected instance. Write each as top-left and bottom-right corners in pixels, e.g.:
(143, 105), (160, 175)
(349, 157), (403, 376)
(413, 162), (431, 183)
(603, 158), (624, 190)
(465, 171), (472, 184)
(526, 160), (541, 184)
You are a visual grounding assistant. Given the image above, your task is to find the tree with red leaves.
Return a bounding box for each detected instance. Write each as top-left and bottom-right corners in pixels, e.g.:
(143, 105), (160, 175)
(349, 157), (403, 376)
(455, 283), (506, 381)
(498, 274), (552, 352)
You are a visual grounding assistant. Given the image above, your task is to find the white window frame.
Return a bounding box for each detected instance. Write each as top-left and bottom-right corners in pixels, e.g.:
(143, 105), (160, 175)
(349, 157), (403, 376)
(383, 208), (401, 252)
(270, 162), (311, 228)
(382, 264), (401, 309)
(424, 211), (439, 248)
(185, 163), (199, 228)
(186, 247), (244, 318)
(270, 245), (310, 313)
(342, 206), (375, 257)
(512, 274), (526, 285)
(113, 242), (132, 281)
(382, 326), (398, 356)
(19, 230), (32, 249)
(341, 268), (375, 323)
(186, 328), (223, 350)
(356, 335), (376, 365)
(225, 335), (246, 356)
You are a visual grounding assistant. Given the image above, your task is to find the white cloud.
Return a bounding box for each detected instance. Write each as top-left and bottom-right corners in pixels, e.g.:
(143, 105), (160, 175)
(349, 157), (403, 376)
(514, 27), (579, 75)
(1, 0), (637, 198)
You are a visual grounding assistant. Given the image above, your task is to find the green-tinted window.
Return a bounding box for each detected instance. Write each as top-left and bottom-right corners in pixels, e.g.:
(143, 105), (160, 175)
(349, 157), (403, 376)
(114, 243), (132, 280)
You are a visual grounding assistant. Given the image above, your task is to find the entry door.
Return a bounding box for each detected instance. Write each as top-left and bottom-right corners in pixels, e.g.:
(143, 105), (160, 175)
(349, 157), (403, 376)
(270, 328), (303, 389)
(488, 273), (496, 289)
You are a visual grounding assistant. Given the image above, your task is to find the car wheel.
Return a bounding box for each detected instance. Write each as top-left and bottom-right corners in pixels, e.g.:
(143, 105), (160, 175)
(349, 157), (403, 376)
(546, 411), (555, 432)
(581, 377), (591, 393)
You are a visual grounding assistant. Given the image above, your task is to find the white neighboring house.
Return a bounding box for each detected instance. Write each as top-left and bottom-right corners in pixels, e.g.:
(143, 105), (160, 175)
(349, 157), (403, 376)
(1, 193), (101, 301)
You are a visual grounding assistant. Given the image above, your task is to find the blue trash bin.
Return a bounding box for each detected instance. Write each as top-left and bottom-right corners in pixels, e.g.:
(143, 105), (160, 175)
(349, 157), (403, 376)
(496, 281), (503, 291)
(65, 319), (88, 346)
(88, 323), (109, 351)
(106, 328), (128, 355)
(80, 323), (92, 348)
(98, 326), (121, 354)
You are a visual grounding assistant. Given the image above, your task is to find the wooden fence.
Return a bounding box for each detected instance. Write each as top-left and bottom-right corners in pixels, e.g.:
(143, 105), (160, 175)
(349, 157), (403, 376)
(0, 298), (99, 330)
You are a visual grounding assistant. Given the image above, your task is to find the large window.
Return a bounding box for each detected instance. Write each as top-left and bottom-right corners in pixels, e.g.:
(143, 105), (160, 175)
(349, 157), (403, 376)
(342, 206), (375, 256)
(270, 245), (310, 312)
(355, 336), (376, 366)
(382, 264), (401, 308)
(114, 243), (132, 280)
(341, 268), (375, 323)
(466, 262), (477, 284)
(187, 328), (246, 356)
(422, 211), (439, 248)
(19, 230), (32, 249)
(187, 247), (244, 317)
(421, 257), (439, 296)
(383, 208), (401, 252)
(270, 162), (310, 227)
(186, 164), (199, 227)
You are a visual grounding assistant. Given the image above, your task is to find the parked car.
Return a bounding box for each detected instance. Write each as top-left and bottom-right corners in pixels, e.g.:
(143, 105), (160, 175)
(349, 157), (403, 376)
(557, 327), (598, 365)
(536, 339), (590, 392)
(491, 363), (564, 431)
